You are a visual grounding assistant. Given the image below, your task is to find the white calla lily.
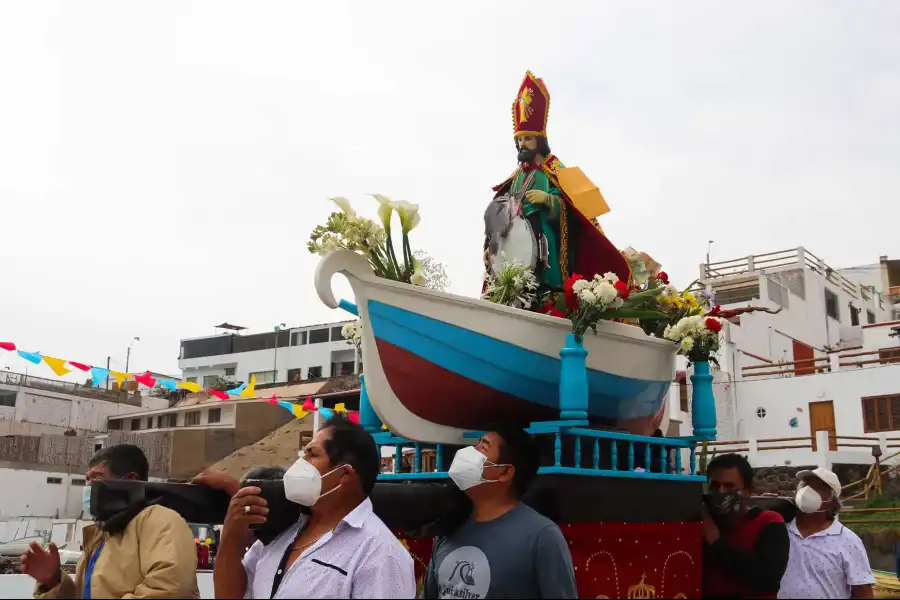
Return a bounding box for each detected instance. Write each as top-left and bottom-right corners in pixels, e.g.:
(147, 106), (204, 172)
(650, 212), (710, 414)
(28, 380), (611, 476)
(395, 201), (421, 233)
(329, 196), (356, 218)
(410, 268), (427, 286)
(371, 193), (396, 231)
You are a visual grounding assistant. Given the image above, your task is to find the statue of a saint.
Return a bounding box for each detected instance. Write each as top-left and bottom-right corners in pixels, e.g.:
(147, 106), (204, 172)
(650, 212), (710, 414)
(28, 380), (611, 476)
(485, 71), (630, 293)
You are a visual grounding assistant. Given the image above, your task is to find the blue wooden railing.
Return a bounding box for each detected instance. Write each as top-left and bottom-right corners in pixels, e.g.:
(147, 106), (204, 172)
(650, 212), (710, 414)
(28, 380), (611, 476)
(338, 298), (712, 484)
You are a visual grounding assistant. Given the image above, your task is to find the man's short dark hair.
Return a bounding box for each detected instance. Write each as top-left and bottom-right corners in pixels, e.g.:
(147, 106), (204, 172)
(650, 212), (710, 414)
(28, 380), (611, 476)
(491, 424), (540, 498)
(89, 444), (149, 481)
(322, 414), (380, 497)
(707, 453), (754, 489)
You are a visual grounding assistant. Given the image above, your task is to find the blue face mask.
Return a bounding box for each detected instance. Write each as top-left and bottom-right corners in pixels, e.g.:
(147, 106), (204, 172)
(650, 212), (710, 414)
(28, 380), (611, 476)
(82, 485), (93, 518)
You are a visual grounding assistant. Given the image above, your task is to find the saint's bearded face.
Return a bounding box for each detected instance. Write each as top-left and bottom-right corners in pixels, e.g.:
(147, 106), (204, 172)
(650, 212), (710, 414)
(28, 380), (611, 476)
(516, 135), (539, 163)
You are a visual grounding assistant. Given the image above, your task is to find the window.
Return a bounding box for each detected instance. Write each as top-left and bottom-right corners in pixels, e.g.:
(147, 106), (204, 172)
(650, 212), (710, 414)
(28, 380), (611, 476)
(825, 289), (840, 321)
(108, 420), (122, 431)
(208, 408), (222, 424)
(46, 477), (62, 485)
(766, 276), (790, 308)
(130, 418), (141, 431)
(186, 377), (198, 384)
(146, 417), (154, 429)
(71, 478), (86, 486)
(308, 329), (329, 344)
(308, 366), (323, 379)
(158, 414), (176, 428)
(224, 367), (236, 377)
(291, 331), (307, 346)
(249, 370), (276, 385)
(287, 368), (303, 382)
(331, 361), (356, 377)
(756, 407), (767, 419)
(331, 326), (344, 341)
(185, 411), (201, 426)
(202, 375), (219, 388)
(868, 310), (877, 324)
(850, 305), (859, 326)
(0, 390), (16, 408)
(862, 395), (900, 432)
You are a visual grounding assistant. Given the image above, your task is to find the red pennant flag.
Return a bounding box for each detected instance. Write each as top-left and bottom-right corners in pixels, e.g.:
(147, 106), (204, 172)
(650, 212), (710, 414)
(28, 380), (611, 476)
(302, 397), (317, 412)
(0, 342), (15, 352)
(69, 361), (91, 372)
(134, 372), (156, 388)
(348, 411), (360, 424)
(267, 394), (278, 405)
(207, 389), (229, 400)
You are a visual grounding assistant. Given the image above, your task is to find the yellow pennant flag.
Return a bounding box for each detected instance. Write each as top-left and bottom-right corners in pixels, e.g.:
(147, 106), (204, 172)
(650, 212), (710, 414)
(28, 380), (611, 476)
(333, 403), (348, 413)
(42, 356), (71, 377)
(109, 370), (132, 388)
(291, 406), (309, 419)
(178, 381), (202, 393)
(239, 374), (257, 398)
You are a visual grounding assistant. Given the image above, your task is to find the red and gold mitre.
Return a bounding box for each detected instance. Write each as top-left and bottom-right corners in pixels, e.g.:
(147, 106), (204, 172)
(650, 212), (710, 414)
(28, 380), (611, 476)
(512, 70), (550, 138)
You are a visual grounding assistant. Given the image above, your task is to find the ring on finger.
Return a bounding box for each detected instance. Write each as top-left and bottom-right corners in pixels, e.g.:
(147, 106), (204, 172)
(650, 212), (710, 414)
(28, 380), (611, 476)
(244, 505), (251, 514)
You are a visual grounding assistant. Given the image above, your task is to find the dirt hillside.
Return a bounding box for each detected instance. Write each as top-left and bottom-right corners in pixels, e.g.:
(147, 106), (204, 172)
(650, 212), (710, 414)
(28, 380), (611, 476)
(200, 415), (314, 478)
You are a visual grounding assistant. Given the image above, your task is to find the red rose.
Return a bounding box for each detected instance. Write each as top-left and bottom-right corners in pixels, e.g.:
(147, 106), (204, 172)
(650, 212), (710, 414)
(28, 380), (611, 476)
(613, 280), (630, 300)
(707, 305), (721, 317)
(656, 272), (669, 284)
(705, 318), (722, 333)
(540, 300), (566, 319)
(563, 274), (584, 312)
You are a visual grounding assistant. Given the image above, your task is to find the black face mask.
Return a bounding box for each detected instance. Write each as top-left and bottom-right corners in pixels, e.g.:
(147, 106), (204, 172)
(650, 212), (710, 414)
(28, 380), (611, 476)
(707, 490), (743, 518)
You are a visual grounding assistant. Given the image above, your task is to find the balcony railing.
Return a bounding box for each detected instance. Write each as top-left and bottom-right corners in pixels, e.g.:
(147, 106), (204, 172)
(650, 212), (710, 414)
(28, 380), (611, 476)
(740, 347), (900, 378)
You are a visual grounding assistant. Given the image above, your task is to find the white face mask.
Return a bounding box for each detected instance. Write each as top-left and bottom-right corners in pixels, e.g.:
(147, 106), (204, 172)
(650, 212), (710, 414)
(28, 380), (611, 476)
(448, 446), (509, 491)
(795, 485), (829, 514)
(283, 457), (346, 507)
(82, 485), (93, 518)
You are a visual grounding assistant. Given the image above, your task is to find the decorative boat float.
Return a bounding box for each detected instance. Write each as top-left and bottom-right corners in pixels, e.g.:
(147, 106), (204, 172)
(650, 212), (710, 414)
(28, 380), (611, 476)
(315, 249), (678, 445)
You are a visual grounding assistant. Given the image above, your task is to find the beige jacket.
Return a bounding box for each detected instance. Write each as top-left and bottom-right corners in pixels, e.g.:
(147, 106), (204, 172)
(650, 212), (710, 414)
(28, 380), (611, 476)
(35, 505), (199, 599)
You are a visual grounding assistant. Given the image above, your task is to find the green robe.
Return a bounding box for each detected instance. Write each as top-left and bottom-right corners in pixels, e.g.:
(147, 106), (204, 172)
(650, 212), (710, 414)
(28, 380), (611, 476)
(511, 168), (563, 289)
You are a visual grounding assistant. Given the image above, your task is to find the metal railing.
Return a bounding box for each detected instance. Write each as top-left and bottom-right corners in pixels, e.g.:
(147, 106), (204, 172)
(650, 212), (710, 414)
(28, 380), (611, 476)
(1, 371), (127, 403)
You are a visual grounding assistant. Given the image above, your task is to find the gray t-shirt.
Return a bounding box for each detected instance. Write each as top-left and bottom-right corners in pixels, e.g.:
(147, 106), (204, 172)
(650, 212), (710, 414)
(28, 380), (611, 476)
(421, 503), (578, 599)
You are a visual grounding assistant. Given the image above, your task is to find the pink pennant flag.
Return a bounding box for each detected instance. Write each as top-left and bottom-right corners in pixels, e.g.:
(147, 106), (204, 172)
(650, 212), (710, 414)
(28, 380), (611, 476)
(134, 372), (156, 388)
(302, 397), (317, 412)
(267, 394), (278, 405)
(207, 389), (229, 400)
(0, 342), (15, 352)
(348, 411), (360, 424)
(69, 361), (91, 372)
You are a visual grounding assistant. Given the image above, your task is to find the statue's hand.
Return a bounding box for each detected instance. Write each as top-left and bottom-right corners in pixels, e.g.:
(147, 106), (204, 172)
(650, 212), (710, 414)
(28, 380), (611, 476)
(525, 190), (551, 206)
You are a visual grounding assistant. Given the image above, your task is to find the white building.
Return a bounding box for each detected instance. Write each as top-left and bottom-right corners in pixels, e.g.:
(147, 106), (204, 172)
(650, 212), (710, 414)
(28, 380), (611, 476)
(178, 320), (357, 387)
(662, 247), (900, 469)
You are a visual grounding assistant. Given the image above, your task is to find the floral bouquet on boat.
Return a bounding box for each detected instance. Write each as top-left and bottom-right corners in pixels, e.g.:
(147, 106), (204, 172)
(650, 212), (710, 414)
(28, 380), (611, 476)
(663, 312), (725, 366)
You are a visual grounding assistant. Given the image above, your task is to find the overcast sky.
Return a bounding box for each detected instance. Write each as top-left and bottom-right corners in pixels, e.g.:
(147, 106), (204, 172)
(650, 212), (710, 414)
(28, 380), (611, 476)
(1, 1), (898, 378)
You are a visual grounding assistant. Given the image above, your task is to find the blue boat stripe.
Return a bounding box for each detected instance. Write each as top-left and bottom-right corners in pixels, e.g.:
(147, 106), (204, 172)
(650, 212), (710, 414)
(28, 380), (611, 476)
(367, 300), (670, 420)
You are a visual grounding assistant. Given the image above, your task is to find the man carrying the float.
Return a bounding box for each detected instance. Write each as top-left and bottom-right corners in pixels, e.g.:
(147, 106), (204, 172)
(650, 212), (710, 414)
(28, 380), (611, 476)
(485, 71), (630, 296)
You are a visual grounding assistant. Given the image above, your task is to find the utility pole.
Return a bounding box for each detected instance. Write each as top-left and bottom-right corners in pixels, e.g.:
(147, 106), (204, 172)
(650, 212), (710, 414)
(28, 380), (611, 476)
(106, 356), (110, 390)
(273, 323), (286, 383)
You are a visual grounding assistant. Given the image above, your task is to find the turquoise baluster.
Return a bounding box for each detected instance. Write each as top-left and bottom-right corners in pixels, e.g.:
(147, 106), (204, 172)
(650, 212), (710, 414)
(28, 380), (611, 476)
(689, 446), (697, 475)
(593, 439), (600, 470)
(554, 433), (562, 467)
(675, 447), (683, 475)
(574, 436), (581, 468)
(627, 442), (634, 471)
(659, 444), (667, 474)
(395, 445), (402, 473)
(358, 374), (383, 435)
(644, 443), (651, 473)
(691, 361), (717, 439)
(610, 440), (618, 471)
(436, 444), (444, 472)
(558, 334), (589, 420)
(414, 443), (422, 473)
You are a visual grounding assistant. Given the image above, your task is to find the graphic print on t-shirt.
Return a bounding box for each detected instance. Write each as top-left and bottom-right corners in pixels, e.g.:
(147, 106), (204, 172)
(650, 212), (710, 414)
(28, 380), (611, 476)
(437, 546), (491, 599)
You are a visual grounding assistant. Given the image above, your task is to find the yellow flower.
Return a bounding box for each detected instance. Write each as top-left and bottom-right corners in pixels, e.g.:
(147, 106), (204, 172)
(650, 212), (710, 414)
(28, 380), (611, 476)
(683, 293), (700, 309)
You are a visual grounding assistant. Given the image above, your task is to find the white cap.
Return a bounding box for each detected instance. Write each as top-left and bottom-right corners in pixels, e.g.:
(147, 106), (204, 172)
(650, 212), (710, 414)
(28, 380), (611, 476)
(797, 468), (842, 499)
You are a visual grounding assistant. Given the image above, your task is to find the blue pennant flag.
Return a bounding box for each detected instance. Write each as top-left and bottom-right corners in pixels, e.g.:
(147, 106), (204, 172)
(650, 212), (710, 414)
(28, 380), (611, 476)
(90, 367), (110, 387)
(318, 407), (334, 421)
(159, 379), (179, 391)
(17, 350), (42, 364)
(226, 383), (247, 396)
(277, 401), (294, 413)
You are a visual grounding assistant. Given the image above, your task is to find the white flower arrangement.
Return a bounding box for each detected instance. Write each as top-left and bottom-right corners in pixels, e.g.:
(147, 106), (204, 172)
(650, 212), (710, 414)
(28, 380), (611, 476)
(482, 257), (540, 309)
(663, 315), (725, 364)
(341, 321), (362, 349)
(574, 272), (627, 311)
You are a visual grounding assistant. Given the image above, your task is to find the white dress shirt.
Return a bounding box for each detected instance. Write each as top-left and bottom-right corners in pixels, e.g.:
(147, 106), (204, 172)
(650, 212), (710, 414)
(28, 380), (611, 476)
(778, 518), (875, 599)
(242, 498), (416, 599)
